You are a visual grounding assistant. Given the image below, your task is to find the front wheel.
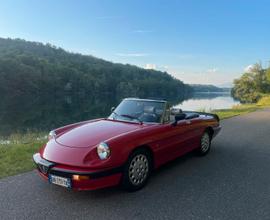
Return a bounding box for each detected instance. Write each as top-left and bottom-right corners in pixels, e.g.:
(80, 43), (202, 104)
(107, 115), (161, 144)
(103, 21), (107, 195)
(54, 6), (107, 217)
(121, 149), (151, 192)
(197, 132), (211, 156)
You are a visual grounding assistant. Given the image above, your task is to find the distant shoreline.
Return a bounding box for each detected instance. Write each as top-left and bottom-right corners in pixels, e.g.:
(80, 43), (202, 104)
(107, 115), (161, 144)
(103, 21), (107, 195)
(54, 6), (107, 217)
(194, 91), (231, 94)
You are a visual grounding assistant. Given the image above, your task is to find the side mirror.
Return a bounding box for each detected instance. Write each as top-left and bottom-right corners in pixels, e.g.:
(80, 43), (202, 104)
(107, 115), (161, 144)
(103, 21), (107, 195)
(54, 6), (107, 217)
(111, 107), (115, 112)
(172, 113), (186, 126)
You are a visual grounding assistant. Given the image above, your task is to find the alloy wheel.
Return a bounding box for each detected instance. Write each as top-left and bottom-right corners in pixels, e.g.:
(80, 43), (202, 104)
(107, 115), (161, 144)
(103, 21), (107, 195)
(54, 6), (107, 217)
(201, 133), (210, 152)
(128, 154), (149, 186)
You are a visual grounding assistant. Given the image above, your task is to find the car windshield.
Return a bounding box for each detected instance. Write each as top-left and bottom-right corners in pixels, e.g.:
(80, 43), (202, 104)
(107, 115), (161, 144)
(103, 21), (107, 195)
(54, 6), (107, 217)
(108, 99), (166, 123)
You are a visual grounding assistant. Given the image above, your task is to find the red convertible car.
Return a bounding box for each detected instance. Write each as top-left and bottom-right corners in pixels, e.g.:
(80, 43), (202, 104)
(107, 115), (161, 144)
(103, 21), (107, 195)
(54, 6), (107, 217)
(33, 98), (221, 191)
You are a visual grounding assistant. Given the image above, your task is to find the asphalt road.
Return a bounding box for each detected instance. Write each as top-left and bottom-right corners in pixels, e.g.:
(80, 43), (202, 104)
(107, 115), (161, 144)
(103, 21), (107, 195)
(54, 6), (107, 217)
(1, 108), (270, 220)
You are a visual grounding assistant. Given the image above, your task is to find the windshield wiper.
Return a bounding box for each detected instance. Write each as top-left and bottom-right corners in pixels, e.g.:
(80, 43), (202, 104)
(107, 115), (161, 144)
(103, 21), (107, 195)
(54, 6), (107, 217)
(120, 114), (142, 124)
(112, 112), (142, 124)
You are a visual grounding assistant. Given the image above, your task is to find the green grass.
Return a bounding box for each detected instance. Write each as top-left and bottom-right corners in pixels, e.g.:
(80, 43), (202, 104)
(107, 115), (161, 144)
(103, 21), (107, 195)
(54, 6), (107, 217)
(213, 104), (260, 119)
(0, 131), (47, 179)
(257, 95), (270, 107)
(0, 142), (45, 179)
(213, 95), (270, 120)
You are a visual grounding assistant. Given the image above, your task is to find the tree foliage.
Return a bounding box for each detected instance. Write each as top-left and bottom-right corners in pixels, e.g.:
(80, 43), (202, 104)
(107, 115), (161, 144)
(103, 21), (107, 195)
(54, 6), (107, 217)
(232, 63), (270, 103)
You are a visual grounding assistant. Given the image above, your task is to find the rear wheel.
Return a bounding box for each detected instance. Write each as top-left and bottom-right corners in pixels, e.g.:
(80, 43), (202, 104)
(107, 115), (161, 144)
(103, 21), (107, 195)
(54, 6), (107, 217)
(197, 131), (211, 156)
(121, 149), (151, 191)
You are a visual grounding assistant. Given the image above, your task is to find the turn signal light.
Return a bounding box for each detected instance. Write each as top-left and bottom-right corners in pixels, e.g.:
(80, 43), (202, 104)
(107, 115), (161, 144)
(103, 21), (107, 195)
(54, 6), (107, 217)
(72, 175), (90, 181)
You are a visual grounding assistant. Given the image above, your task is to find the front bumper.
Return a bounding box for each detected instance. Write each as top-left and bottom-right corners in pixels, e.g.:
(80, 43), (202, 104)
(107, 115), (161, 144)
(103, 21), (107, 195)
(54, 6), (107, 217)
(33, 153), (123, 190)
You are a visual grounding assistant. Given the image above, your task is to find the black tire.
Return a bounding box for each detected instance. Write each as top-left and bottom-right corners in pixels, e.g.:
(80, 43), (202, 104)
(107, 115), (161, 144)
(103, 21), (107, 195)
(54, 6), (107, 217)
(121, 148), (152, 192)
(196, 131), (211, 156)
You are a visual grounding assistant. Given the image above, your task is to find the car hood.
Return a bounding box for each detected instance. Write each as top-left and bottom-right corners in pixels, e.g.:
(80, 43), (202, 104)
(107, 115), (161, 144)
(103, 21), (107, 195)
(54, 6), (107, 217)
(55, 119), (142, 148)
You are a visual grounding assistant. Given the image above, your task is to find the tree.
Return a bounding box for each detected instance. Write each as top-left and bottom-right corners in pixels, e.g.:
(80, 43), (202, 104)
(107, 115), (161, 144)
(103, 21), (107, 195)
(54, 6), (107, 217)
(232, 63), (270, 103)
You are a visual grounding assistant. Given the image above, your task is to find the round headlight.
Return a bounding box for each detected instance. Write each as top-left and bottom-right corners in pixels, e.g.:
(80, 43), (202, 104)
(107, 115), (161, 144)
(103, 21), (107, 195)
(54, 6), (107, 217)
(97, 142), (111, 160)
(48, 130), (56, 140)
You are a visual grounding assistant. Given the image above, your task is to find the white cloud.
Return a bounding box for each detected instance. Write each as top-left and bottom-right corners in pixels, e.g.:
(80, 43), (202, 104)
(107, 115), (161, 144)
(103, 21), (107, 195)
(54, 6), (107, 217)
(115, 53), (149, 57)
(96, 16), (123, 20)
(132, 30), (153, 33)
(207, 68), (219, 73)
(162, 66), (236, 85)
(171, 70), (232, 85)
(145, 64), (156, 70)
(161, 65), (169, 69)
(244, 64), (254, 73)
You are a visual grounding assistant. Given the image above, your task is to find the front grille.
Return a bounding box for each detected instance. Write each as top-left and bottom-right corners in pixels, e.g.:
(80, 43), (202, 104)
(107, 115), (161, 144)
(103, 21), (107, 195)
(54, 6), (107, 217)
(38, 164), (50, 174)
(33, 153), (55, 175)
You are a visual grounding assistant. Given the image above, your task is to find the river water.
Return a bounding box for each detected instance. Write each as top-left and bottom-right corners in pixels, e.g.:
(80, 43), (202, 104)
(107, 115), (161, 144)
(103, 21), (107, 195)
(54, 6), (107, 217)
(174, 92), (239, 111)
(0, 92), (239, 137)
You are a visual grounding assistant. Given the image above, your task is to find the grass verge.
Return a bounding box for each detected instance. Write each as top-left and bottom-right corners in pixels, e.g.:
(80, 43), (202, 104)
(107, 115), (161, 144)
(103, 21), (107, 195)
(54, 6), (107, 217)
(213, 95), (270, 120)
(0, 142), (45, 179)
(213, 104), (261, 119)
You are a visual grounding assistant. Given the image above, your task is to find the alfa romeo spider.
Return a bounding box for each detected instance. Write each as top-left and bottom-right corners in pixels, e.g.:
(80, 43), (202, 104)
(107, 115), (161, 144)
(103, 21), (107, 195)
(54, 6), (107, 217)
(33, 98), (221, 191)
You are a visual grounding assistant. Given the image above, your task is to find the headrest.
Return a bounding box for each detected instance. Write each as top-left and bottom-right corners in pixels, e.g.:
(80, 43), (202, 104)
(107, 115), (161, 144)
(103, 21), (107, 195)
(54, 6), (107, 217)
(144, 106), (155, 114)
(170, 108), (183, 115)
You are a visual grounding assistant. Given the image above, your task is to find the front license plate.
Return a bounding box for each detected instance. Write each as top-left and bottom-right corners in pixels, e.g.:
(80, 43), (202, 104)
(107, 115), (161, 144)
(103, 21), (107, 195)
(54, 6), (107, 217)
(48, 174), (72, 188)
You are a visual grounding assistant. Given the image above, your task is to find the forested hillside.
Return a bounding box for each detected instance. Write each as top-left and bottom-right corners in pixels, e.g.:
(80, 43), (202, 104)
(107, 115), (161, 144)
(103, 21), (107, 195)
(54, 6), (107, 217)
(0, 38), (192, 100)
(0, 38), (192, 134)
(191, 84), (230, 93)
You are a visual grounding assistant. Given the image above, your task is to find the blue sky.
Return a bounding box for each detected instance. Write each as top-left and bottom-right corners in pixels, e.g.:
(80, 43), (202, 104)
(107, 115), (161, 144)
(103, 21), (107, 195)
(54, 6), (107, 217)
(1, 0), (270, 86)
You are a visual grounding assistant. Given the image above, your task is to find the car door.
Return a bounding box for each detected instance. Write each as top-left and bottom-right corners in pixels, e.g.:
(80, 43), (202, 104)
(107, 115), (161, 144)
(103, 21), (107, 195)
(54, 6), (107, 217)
(152, 119), (192, 166)
(177, 116), (202, 153)
(152, 106), (199, 166)
(168, 117), (200, 154)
